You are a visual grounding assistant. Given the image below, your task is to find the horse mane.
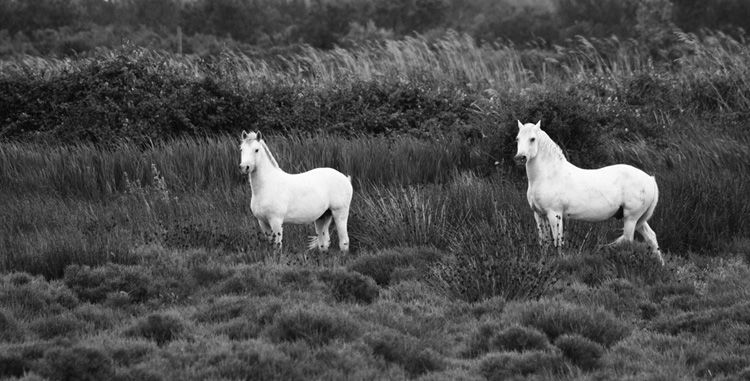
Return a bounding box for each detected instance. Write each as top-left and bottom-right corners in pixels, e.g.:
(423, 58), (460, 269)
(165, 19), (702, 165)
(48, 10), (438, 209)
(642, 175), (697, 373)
(261, 140), (280, 168)
(537, 130), (567, 162)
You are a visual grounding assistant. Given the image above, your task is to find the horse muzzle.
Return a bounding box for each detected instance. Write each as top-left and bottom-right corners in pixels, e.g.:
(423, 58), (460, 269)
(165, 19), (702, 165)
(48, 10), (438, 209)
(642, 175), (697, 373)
(514, 154), (527, 166)
(239, 164), (250, 174)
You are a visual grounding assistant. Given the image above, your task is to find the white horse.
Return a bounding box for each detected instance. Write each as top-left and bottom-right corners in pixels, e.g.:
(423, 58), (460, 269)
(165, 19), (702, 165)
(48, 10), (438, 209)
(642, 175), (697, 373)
(239, 131), (353, 252)
(514, 121), (664, 265)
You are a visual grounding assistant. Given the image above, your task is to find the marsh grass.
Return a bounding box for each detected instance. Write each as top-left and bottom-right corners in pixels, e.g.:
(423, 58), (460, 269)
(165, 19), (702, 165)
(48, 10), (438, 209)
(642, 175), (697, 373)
(1, 31), (750, 380)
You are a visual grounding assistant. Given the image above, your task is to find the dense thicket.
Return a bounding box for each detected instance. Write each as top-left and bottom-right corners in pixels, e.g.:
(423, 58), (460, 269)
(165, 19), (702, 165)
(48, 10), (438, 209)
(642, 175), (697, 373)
(1, 0), (749, 56)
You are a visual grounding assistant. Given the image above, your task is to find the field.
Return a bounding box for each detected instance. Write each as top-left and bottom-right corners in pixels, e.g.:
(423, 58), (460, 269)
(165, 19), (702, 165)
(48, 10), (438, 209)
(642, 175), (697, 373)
(1, 32), (750, 380)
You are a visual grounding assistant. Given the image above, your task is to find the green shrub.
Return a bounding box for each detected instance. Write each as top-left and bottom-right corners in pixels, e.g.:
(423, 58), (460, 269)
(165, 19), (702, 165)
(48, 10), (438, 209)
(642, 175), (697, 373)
(193, 297), (249, 323)
(63, 264), (154, 303)
(696, 354), (749, 378)
(0, 309), (23, 342)
(0, 274), (79, 318)
(199, 341), (301, 381)
(348, 247), (442, 286)
(365, 330), (445, 377)
(0, 352), (29, 378)
(491, 325), (549, 352)
(649, 281), (697, 303)
(40, 346), (114, 381)
(478, 350), (567, 379)
(600, 243), (670, 284)
(433, 221), (559, 302)
(554, 334), (603, 370)
(505, 299), (631, 347)
(555, 253), (612, 286)
(319, 268), (379, 304)
(124, 313), (185, 346)
(652, 302), (750, 335)
(463, 322), (503, 358)
(112, 367), (164, 381)
(73, 304), (118, 331)
(29, 314), (83, 339)
(190, 262), (234, 287)
(214, 267), (279, 297)
(639, 301), (660, 320)
(108, 340), (156, 367)
(214, 318), (261, 341)
(266, 306), (360, 346)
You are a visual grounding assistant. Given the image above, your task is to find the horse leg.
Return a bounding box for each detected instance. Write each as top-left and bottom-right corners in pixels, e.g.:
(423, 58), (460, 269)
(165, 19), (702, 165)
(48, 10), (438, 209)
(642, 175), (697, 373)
(312, 214), (333, 251)
(534, 212), (551, 247)
(612, 217), (637, 246)
(637, 222), (664, 266)
(546, 211), (564, 249)
(268, 218), (284, 252)
(331, 208), (350, 252)
(257, 219), (273, 245)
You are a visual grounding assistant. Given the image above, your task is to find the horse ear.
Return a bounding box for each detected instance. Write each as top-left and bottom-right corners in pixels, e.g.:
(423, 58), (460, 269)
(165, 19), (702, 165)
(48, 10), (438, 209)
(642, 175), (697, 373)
(241, 130), (248, 140)
(535, 120), (541, 129)
(256, 131), (262, 141)
(517, 120), (524, 130)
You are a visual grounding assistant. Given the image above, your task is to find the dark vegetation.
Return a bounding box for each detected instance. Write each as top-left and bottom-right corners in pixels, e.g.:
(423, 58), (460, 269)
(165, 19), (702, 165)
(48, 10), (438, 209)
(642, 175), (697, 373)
(1, 1), (750, 379)
(1, 0), (750, 55)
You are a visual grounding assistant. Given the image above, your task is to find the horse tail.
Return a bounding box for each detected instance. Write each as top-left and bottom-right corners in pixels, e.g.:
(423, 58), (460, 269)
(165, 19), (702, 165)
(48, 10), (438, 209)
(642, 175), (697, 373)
(307, 236), (322, 251)
(638, 175), (659, 226)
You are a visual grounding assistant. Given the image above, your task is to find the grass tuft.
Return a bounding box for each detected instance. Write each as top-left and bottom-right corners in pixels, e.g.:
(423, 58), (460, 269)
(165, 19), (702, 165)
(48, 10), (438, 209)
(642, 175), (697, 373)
(124, 313), (185, 346)
(554, 334), (604, 370)
(365, 330), (445, 377)
(505, 298), (631, 347)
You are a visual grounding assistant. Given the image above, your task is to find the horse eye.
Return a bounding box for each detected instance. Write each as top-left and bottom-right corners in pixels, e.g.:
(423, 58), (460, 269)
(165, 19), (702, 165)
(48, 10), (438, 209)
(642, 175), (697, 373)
(255, 149), (259, 153)
(530, 138), (536, 142)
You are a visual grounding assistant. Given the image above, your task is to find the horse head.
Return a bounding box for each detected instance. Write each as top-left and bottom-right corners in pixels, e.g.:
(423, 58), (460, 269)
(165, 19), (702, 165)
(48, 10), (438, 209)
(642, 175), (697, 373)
(239, 130), (264, 174)
(514, 120), (541, 165)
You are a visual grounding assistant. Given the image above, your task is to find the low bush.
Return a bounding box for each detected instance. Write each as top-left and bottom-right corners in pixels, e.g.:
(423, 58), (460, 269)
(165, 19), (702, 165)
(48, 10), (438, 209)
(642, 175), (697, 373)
(491, 325), (550, 352)
(0, 352), (29, 378)
(213, 267), (279, 297)
(695, 354), (749, 378)
(649, 281), (697, 303)
(348, 247), (442, 286)
(463, 322), (503, 358)
(29, 314), (84, 340)
(600, 243), (670, 284)
(112, 367), (164, 381)
(199, 341), (301, 381)
(478, 350), (567, 379)
(554, 334), (604, 370)
(108, 340), (156, 367)
(63, 264), (154, 303)
(319, 268), (379, 304)
(365, 330), (445, 377)
(652, 302), (750, 335)
(124, 313), (185, 346)
(266, 306), (360, 346)
(433, 222), (559, 302)
(193, 297), (249, 323)
(73, 304), (118, 331)
(505, 299), (631, 347)
(214, 318), (261, 341)
(39, 345), (114, 381)
(0, 274), (79, 318)
(0, 309), (23, 342)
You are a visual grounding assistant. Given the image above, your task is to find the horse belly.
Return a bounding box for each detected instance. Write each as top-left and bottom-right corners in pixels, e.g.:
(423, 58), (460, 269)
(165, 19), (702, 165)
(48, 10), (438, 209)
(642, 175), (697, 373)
(563, 189), (622, 222)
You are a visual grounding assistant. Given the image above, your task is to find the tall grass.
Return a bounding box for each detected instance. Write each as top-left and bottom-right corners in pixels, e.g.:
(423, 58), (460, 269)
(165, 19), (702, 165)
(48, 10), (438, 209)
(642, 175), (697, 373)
(1, 129), (747, 279)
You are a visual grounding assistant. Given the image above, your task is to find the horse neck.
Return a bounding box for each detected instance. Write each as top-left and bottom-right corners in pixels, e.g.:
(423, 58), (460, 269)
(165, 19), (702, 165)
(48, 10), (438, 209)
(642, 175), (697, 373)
(248, 154), (283, 194)
(526, 146), (567, 184)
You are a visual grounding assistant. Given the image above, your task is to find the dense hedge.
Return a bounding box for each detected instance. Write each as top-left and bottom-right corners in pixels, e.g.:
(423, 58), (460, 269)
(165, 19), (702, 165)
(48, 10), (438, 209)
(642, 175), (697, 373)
(2, 0), (750, 55)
